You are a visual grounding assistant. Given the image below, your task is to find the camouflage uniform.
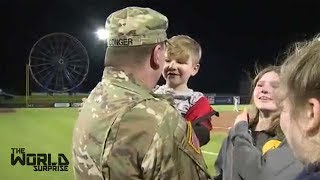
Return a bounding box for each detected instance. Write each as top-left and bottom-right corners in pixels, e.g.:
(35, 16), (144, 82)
(72, 7), (212, 180)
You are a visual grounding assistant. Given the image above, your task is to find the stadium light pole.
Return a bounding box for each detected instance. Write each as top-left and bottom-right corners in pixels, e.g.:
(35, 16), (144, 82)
(25, 64), (30, 107)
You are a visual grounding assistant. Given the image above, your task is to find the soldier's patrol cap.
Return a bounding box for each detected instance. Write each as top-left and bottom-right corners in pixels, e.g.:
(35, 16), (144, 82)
(105, 7), (168, 47)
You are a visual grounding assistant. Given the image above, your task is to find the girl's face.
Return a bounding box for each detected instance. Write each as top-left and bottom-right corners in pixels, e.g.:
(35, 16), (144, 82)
(253, 71), (280, 112)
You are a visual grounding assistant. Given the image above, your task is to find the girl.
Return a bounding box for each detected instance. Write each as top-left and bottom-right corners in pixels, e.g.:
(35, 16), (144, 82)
(214, 65), (303, 180)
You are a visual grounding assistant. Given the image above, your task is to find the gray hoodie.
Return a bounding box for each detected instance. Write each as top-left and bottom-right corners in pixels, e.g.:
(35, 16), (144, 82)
(214, 121), (303, 180)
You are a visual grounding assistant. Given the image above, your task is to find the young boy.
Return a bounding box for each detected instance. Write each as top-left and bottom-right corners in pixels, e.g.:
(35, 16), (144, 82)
(154, 35), (218, 146)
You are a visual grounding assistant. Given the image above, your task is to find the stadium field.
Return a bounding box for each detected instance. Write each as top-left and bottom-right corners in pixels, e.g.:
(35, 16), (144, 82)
(0, 105), (240, 179)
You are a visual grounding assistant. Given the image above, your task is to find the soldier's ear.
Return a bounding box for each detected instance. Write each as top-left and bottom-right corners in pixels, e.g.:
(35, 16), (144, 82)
(150, 44), (165, 70)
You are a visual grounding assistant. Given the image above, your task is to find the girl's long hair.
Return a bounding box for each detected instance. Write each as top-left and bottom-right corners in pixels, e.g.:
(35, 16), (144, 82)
(248, 65), (283, 137)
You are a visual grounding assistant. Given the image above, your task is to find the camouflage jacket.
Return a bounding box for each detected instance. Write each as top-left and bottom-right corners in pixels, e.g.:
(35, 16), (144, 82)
(72, 67), (212, 180)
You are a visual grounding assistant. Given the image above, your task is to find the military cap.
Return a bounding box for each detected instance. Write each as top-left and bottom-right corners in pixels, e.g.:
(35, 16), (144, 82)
(105, 7), (168, 47)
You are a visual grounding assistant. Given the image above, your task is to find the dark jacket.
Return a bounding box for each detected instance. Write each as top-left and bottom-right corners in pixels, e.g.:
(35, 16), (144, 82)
(193, 123), (210, 146)
(214, 121), (303, 180)
(295, 163), (320, 180)
(214, 128), (237, 180)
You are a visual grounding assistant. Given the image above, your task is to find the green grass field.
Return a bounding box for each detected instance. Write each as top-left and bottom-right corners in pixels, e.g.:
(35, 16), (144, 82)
(0, 107), (233, 179)
(211, 104), (247, 112)
(0, 95), (87, 104)
(0, 108), (77, 180)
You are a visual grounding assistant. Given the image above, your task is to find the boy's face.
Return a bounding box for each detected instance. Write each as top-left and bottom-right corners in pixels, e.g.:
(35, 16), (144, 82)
(162, 54), (199, 88)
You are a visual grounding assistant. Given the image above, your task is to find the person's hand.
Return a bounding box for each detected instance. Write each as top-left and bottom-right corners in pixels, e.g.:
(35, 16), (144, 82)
(234, 108), (249, 126)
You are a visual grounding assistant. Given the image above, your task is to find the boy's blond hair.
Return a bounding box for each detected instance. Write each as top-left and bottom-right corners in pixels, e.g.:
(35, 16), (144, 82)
(166, 35), (202, 64)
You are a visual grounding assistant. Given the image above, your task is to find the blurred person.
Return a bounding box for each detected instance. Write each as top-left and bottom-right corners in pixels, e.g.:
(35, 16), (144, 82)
(279, 36), (320, 180)
(154, 35), (218, 146)
(72, 7), (211, 180)
(233, 96), (240, 112)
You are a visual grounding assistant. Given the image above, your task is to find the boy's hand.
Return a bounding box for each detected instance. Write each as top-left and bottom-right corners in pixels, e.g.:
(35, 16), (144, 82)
(234, 108), (249, 126)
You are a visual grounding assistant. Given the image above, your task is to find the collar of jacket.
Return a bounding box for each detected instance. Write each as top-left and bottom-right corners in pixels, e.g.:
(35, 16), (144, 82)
(102, 67), (175, 104)
(102, 66), (153, 97)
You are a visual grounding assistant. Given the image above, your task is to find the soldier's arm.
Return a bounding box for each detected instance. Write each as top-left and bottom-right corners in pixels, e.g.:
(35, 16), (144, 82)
(140, 104), (181, 179)
(140, 102), (212, 179)
(101, 101), (160, 179)
(102, 100), (211, 179)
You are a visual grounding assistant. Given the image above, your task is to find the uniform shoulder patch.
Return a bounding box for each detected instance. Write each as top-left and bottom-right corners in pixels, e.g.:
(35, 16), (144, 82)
(187, 121), (201, 154)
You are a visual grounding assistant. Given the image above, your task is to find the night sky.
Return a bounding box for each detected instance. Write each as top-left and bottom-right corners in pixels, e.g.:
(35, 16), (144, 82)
(2, 0), (320, 95)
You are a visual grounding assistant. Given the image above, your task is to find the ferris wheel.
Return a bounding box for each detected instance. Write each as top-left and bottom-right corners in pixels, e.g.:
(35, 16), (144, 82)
(28, 33), (89, 92)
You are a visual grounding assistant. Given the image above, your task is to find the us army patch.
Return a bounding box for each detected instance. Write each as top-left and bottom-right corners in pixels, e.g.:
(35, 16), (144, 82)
(187, 121), (201, 154)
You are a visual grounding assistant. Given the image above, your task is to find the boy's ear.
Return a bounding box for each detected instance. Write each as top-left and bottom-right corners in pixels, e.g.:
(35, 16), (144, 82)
(304, 98), (320, 137)
(191, 63), (200, 76)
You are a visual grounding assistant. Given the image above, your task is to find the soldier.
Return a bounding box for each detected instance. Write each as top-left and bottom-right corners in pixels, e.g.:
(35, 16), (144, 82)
(72, 7), (211, 180)
(214, 66), (303, 180)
